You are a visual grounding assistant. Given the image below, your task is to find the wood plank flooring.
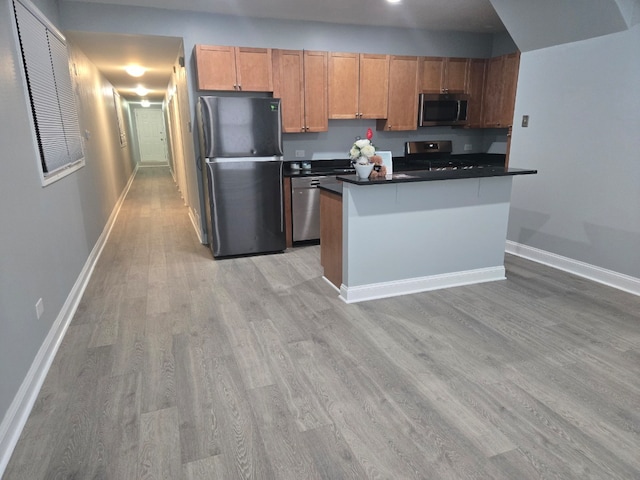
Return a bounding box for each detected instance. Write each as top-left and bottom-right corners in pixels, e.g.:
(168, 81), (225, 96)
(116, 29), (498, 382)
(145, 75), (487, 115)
(4, 166), (640, 479)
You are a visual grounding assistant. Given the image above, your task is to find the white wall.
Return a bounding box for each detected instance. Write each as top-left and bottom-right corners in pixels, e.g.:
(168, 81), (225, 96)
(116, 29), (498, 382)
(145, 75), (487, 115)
(507, 23), (640, 278)
(0, 0), (135, 464)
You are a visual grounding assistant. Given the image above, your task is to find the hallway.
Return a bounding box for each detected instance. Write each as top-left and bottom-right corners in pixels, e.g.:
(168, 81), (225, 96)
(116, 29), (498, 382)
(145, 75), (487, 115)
(4, 166), (640, 479)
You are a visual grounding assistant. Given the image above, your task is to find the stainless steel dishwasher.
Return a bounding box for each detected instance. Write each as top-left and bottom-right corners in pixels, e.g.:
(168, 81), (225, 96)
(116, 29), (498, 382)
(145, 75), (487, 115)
(291, 176), (336, 242)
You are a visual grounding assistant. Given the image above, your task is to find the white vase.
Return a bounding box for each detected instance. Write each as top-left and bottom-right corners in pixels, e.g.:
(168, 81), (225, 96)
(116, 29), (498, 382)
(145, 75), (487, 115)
(354, 163), (374, 179)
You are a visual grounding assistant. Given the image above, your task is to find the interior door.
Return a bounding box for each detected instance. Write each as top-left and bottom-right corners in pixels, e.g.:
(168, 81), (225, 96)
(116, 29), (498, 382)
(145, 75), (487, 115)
(134, 107), (169, 163)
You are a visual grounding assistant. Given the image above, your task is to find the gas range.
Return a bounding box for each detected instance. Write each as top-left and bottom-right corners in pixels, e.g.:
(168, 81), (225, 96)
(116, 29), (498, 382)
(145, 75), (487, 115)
(429, 162), (493, 171)
(404, 141), (500, 171)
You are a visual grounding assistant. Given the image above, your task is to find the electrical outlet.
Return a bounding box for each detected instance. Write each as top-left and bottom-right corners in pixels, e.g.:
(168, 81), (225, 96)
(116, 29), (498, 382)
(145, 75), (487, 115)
(522, 115), (529, 127)
(295, 150), (305, 158)
(464, 144), (473, 151)
(36, 298), (44, 319)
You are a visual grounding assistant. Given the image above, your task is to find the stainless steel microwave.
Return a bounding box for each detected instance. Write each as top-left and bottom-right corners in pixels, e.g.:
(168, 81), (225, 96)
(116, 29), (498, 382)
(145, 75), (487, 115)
(418, 93), (469, 127)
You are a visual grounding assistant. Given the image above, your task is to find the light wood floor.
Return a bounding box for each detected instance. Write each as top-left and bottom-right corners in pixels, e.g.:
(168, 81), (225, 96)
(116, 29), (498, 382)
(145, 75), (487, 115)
(5, 166), (640, 479)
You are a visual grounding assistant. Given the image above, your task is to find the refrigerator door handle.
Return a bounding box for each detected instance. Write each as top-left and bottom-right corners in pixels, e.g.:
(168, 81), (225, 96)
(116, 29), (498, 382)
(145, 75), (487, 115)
(279, 162), (284, 233)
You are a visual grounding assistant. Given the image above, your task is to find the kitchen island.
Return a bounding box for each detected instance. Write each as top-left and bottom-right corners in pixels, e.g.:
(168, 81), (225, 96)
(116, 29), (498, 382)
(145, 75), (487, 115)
(319, 166), (537, 303)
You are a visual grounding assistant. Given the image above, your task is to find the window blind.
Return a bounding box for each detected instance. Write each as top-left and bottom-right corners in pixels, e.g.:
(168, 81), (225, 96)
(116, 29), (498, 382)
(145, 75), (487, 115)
(13, 0), (83, 177)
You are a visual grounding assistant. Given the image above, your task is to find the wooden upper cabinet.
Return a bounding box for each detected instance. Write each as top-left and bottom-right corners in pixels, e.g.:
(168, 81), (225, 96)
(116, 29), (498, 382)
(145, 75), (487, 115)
(358, 54), (389, 119)
(273, 49), (305, 133)
(328, 52), (389, 119)
(481, 55), (504, 127)
(273, 49), (328, 133)
(500, 52), (520, 127)
(195, 45), (237, 91)
(420, 57), (445, 93)
(195, 45), (272, 92)
(420, 57), (469, 94)
(445, 57), (470, 93)
(328, 52), (359, 119)
(466, 58), (486, 128)
(303, 50), (329, 132)
(377, 55), (419, 131)
(481, 52), (520, 128)
(235, 47), (273, 92)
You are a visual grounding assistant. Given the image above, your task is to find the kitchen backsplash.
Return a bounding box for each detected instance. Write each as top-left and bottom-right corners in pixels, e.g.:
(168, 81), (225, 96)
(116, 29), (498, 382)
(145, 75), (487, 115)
(282, 119), (508, 160)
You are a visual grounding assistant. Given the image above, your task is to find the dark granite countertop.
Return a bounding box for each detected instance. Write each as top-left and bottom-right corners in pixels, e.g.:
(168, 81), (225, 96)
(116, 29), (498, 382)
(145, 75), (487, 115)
(337, 167), (537, 186)
(284, 154), (507, 177)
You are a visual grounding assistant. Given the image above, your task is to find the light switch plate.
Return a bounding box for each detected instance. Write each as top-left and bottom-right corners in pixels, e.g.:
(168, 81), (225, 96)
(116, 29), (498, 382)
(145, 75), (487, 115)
(295, 150), (305, 158)
(522, 115), (529, 127)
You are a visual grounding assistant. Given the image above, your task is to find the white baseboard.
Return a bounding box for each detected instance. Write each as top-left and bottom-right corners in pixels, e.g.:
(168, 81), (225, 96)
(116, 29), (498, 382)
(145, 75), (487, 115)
(339, 266), (506, 304)
(189, 208), (204, 244)
(0, 166), (139, 476)
(505, 240), (640, 296)
(322, 276), (341, 293)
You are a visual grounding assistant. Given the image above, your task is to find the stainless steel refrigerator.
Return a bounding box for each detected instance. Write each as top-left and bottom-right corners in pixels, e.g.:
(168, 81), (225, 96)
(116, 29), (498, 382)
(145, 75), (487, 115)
(197, 96), (285, 258)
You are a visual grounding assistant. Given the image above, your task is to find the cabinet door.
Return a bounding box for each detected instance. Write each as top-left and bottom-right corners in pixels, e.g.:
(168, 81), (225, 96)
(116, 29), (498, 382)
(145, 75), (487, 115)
(444, 58), (469, 93)
(420, 57), (444, 93)
(466, 58), (485, 128)
(235, 47), (273, 92)
(377, 55), (419, 131)
(499, 52), (520, 127)
(303, 50), (328, 132)
(359, 54), (389, 119)
(328, 52), (359, 119)
(195, 45), (237, 91)
(482, 56), (504, 127)
(273, 49), (305, 133)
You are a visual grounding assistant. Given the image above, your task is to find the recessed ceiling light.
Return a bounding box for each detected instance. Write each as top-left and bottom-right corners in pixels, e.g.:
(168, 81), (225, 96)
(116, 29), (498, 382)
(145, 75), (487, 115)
(140, 99), (151, 107)
(387, 0), (402, 4)
(125, 65), (146, 77)
(135, 86), (149, 97)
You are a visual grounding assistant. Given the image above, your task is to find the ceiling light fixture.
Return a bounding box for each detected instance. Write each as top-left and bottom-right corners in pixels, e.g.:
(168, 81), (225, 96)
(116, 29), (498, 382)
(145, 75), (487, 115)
(135, 86), (149, 97)
(125, 65), (146, 77)
(140, 99), (150, 107)
(386, 0), (402, 4)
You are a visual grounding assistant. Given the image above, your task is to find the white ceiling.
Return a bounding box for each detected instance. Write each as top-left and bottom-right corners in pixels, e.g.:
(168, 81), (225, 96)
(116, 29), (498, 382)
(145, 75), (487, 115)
(65, 0), (505, 101)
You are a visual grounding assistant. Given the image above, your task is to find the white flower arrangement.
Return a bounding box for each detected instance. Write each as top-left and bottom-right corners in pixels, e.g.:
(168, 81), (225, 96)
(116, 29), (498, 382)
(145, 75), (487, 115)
(349, 138), (376, 164)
